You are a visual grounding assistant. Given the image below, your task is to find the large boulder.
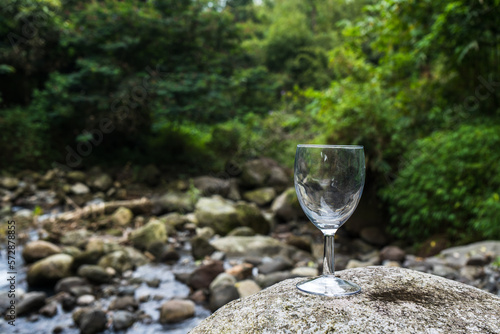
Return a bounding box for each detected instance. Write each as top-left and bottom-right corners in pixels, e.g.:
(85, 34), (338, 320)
(129, 219), (167, 251)
(22, 240), (62, 264)
(438, 240), (500, 268)
(27, 254), (73, 286)
(190, 266), (500, 334)
(195, 196), (239, 235)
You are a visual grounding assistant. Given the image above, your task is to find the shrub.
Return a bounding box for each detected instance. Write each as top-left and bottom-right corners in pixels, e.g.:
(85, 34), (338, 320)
(383, 123), (500, 242)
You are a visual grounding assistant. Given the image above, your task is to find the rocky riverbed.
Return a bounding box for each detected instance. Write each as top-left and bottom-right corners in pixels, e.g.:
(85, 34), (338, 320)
(0, 158), (499, 334)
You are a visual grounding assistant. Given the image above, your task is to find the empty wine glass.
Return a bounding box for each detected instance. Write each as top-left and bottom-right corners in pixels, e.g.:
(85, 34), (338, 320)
(294, 144), (365, 296)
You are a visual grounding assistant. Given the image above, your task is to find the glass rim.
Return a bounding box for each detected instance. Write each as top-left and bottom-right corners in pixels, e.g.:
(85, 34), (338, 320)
(297, 144), (364, 149)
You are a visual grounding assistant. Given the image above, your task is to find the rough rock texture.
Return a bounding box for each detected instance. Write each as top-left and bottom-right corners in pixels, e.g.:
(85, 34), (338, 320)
(190, 266), (500, 334)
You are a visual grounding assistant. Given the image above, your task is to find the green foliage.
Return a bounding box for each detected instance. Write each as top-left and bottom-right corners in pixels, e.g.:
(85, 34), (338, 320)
(383, 123), (500, 242)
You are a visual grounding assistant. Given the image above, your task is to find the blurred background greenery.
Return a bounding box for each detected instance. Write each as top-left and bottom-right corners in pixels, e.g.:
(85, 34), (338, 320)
(1, 0), (499, 244)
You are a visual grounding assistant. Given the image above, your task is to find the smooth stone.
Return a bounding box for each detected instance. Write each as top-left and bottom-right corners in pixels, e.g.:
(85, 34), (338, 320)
(210, 236), (283, 257)
(55, 276), (89, 294)
(226, 263), (253, 280)
(159, 299), (195, 324)
(243, 187), (276, 206)
(234, 202), (270, 235)
(73, 307), (107, 334)
(193, 176), (230, 197)
(71, 182), (90, 195)
(1, 176), (19, 189)
(290, 267), (318, 277)
(439, 240), (500, 268)
(109, 296), (139, 311)
(190, 267), (500, 334)
(60, 229), (92, 248)
(27, 254), (73, 286)
(196, 226), (215, 239)
(191, 235), (216, 260)
(258, 257), (293, 275)
(188, 260), (225, 290)
(67, 171), (86, 183)
(77, 265), (111, 284)
(235, 280), (261, 298)
(129, 219), (167, 251)
(113, 310), (136, 330)
(209, 273), (237, 291)
(256, 271), (295, 288)
(110, 206), (133, 226)
(360, 226), (389, 246)
(346, 259), (376, 269)
(271, 187), (303, 222)
(228, 226), (256, 237)
(161, 212), (190, 231)
(22, 240), (62, 264)
(209, 284), (239, 312)
(77, 294), (96, 306)
(40, 301), (58, 317)
(379, 246), (406, 262)
(87, 173), (113, 191)
(157, 191), (195, 213)
(17, 291), (47, 316)
(195, 196), (239, 235)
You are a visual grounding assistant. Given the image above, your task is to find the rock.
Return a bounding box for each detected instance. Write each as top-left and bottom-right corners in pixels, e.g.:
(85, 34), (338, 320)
(109, 296), (139, 311)
(240, 158), (289, 190)
(160, 212), (190, 231)
(27, 254), (73, 286)
(258, 257), (293, 275)
(211, 236), (283, 257)
(17, 291), (46, 316)
(228, 226), (256, 236)
(191, 235), (216, 260)
(466, 254), (491, 266)
(112, 310), (135, 330)
(193, 176), (230, 197)
(129, 219), (167, 251)
(191, 267), (500, 334)
(360, 226), (389, 246)
(439, 240), (500, 268)
(243, 187), (276, 206)
(87, 173), (113, 191)
(71, 182), (90, 195)
(256, 272), (295, 288)
(55, 277), (89, 294)
(77, 294), (96, 306)
(227, 178), (241, 201)
(67, 171), (86, 183)
(209, 273), (237, 291)
(110, 207), (133, 226)
(98, 250), (133, 274)
(188, 260), (225, 290)
(73, 307), (107, 334)
(286, 235), (312, 253)
(195, 196), (239, 235)
(159, 299), (195, 324)
(460, 265), (486, 281)
(1, 176), (19, 189)
(379, 245), (406, 262)
(432, 264), (458, 278)
(346, 259), (375, 269)
(137, 164), (161, 186)
(60, 229), (92, 248)
(234, 202), (270, 235)
(235, 280), (261, 298)
(271, 187), (303, 222)
(62, 294), (77, 311)
(40, 301), (58, 317)
(77, 265), (111, 284)
(157, 191), (195, 213)
(209, 284), (240, 312)
(290, 267), (318, 277)
(22, 240), (62, 264)
(226, 263), (253, 280)
(196, 226), (215, 239)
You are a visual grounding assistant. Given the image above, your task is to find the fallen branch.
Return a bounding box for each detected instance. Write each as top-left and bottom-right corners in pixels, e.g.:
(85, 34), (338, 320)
(58, 197), (152, 221)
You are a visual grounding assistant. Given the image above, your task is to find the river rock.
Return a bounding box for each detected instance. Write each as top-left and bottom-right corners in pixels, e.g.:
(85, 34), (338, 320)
(379, 245), (406, 262)
(234, 202), (270, 235)
(27, 254), (73, 286)
(73, 307), (107, 334)
(70, 182), (90, 195)
(17, 291), (47, 316)
(193, 176), (230, 197)
(290, 267), (318, 277)
(271, 187), (303, 222)
(228, 226), (256, 236)
(77, 294), (96, 306)
(157, 191), (195, 213)
(129, 219), (167, 251)
(87, 173), (113, 191)
(160, 212), (190, 231)
(439, 240), (500, 268)
(187, 260), (225, 290)
(77, 265), (111, 284)
(111, 207), (133, 226)
(240, 158), (288, 190)
(112, 310), (135, 330)
(22, 240), (62, 264)
(98, 250), (133, 274)
(60, 229), (92, 248)
(243, 187), (276, 206)
(360, 226), (389, 246)
(0, 176), (19, 189)
(39, 301), (58, 317)
(67, 171), (86, 183)
(210, 236), (283, 257)
(55, 277), (90, 294)
(191, 235), (216, 260)
(255, 271), (295, 288)
(195, 196), (239, 235)
(209, 273), (237, 291)
(109, 296), (139, 311)
(235, 280), (261, 298)
(258, 257), (293, 275)
(159, 299), (195, 324)
(209, 283), (239, 312)
(191, 266), (500, 334)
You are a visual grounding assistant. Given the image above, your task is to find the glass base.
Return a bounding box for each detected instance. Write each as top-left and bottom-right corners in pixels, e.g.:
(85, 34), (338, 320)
(296, 275), (361, 297)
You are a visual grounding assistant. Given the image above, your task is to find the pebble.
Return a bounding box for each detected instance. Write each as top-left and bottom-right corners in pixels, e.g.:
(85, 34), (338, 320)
(77, 294), (96, 306)
(113, 310), (136, 331)
(235, 280), (261, 298)
(109, 296), (139, 311)
(159, 299), (195, 324)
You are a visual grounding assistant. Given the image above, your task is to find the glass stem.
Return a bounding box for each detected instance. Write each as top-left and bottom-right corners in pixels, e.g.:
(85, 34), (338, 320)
(323, 234), (336, 276)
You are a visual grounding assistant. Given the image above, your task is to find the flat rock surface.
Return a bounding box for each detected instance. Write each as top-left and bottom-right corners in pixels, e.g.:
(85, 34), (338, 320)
(190, 266), (500, 334)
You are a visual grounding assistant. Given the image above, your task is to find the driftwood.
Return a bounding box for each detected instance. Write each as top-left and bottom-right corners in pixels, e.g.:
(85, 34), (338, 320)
(58, 197), (152, 221)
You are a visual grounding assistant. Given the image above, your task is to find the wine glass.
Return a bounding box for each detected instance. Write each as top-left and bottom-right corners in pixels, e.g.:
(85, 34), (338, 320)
(294, 144), (365, 296)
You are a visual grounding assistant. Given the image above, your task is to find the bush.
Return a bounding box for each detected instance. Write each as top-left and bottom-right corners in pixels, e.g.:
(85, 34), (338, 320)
(383, 123), (500, 242)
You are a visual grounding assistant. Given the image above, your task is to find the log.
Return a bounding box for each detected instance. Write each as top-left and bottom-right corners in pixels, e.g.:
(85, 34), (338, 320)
(57, 197), (152, 221)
